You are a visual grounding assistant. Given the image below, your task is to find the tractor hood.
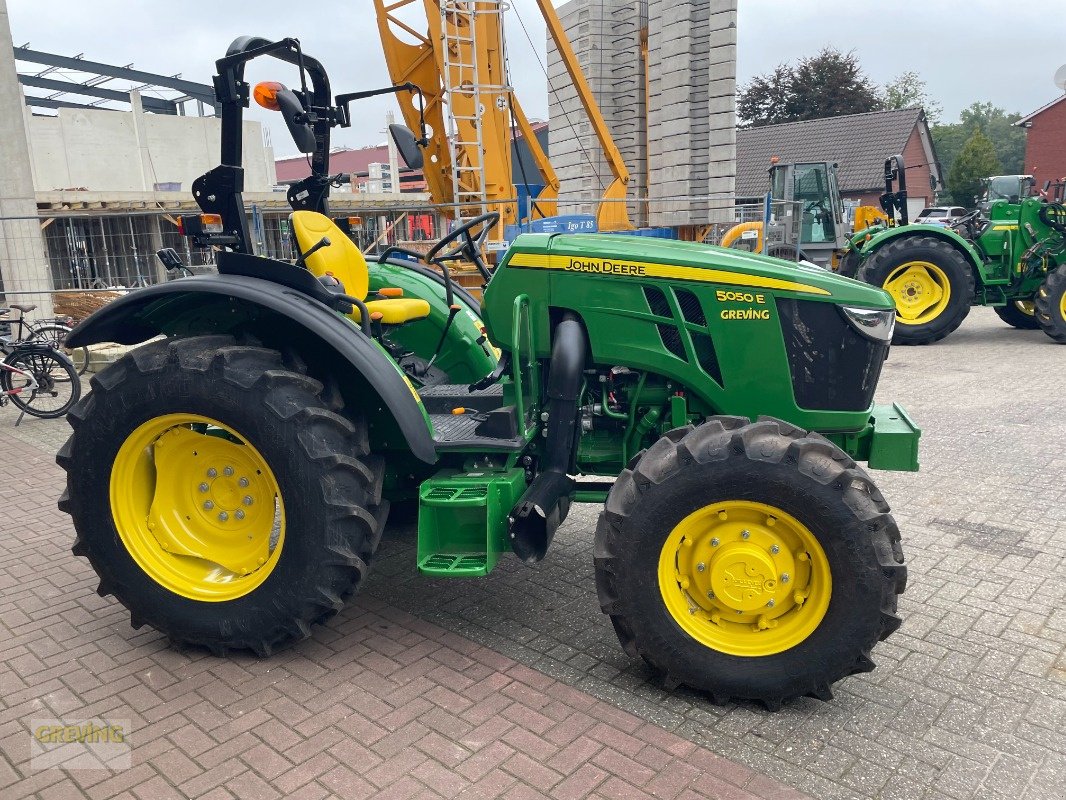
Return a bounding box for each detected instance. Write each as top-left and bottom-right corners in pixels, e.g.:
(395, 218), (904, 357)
(503, 233), (894, 309)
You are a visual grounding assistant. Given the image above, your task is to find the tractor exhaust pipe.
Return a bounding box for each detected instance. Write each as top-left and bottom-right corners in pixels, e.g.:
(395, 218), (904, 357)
(509, 313), (586, 563)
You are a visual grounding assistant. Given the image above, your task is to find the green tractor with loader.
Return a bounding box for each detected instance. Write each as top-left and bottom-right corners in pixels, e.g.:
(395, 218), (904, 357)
(58, 37), (920, 708)
(733, 153), (1066, 345)
(841, 159), (1066, 344)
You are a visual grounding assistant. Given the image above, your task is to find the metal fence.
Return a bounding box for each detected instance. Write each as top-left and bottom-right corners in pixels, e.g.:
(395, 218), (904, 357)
(0, 194), (802, 316)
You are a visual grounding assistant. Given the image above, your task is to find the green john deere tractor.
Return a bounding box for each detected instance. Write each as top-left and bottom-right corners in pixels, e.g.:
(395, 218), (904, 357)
(842, 158), (1066, 345)
(58, 37), (920, 708)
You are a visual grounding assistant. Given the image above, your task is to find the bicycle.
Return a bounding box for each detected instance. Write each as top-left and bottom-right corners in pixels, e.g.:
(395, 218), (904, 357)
(0, 304), (90, 376)
(0, 342), (81, 422)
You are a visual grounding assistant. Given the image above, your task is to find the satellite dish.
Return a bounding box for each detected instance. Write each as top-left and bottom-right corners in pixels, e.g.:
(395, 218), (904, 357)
(1055, 64), (1066, 91)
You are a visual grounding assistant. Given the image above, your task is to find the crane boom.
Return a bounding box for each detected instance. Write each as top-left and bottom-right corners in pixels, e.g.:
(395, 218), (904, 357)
(534, 0), (632, 230)
(374, 0), (632, 231)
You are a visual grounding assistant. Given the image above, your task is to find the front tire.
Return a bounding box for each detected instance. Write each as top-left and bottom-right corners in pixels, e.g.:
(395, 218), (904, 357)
(1035, 266), (1066, 343)
(858, 235), (974, 345)
(993, 300), (1041, 330)
(57, 335), (387, 655)
(594, 417), (905, 709)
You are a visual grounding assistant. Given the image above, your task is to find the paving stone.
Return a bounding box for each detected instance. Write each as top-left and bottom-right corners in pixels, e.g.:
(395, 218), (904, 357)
(4, 309), (1065, 799)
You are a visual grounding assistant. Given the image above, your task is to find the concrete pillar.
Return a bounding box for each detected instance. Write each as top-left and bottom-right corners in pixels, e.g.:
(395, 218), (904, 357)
(0, 0), (54, 317)
(130, 91), (154, 191)
(149, 217), (167, 284)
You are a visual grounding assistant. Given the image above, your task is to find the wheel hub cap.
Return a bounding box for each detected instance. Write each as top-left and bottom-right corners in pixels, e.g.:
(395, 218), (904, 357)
(147, 427), (273, 575)
(110, 414), (284, 602)
(658, 501), (831, 657)
(883, 261), (951, 325)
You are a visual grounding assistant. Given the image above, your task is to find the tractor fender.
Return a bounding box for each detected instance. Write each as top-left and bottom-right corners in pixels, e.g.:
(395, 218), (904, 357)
(66, 274), (437, 464)
(855, 224), (985, 275)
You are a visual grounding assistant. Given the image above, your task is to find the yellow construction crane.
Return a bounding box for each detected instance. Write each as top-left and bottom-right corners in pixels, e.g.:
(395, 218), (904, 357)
(373, 0), (633, 232)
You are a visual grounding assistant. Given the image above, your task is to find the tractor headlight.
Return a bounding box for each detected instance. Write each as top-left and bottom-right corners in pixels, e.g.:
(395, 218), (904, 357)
(840, 306), (895, 343)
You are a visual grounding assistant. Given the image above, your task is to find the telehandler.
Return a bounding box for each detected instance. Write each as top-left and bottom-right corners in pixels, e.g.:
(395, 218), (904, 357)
(59, 37), (919, 708)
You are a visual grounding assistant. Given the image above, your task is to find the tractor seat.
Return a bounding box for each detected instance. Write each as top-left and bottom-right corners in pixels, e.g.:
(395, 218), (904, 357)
(291, 211), (430, 325)
(10, 303), (36, 313)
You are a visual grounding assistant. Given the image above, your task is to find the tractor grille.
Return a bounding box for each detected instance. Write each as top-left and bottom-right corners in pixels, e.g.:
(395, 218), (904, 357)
(643, 286), (671, 317)
(776, 299), (887, 411)
(676, 289), (706, 325)
(656, 323), (687, 360)
(692, 332), (722, 385)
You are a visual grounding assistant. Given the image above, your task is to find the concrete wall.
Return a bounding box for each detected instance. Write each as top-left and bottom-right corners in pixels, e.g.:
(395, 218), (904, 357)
(647, 0), (737, 225)
(548, 0), (737, 226)
(24, 97), (276, 193)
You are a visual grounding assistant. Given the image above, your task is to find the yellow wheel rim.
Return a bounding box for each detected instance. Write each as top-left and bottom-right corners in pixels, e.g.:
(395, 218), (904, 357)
(657, 500), (831, 657)
(1015, 300), (1035, 317)
(110, 414), (285, 602)
(882, 261), (952, 325)
(1060, 291), (1066, 322)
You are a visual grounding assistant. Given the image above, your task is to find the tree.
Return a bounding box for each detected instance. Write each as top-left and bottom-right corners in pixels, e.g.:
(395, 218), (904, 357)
(883, 71), (942, 125)
(948, 128), (1002, 207)
(737, 48), (883, 127)
(932, 102), (1026, 181)
(736, 65), (794, 127)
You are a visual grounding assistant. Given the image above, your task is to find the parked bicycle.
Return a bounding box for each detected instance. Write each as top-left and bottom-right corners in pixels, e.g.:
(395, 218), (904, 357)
(0, 304), (89, 376)
(0, 342), (81, 421)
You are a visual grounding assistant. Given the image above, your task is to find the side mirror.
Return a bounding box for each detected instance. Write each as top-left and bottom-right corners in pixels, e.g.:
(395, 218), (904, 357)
(389, 124), (424, 170)
(276, 90), (316, 154)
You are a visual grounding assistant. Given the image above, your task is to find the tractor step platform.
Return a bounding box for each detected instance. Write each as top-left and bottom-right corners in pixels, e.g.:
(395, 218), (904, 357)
(423, 382), (524, 450)
(418, 382), (503, 414)
(417, 468), (527, 577)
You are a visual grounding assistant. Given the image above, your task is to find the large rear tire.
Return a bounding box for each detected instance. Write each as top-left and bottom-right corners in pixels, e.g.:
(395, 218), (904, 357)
(57, 335), (387, 656)
(993, 300), (1041, 330)
(594, 417), (905, 709)
(1035, 266), (1066, 343)
(858, 235), (974, 345)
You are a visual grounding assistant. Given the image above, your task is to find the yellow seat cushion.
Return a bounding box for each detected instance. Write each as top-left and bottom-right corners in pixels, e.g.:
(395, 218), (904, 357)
(291, 210), (370, 299)
(361, 298), (431, 325)
(291, 210), (429, 326)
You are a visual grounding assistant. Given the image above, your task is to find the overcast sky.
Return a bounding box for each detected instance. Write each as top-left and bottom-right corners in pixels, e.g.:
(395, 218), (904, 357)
(8, 0), (1065, 159)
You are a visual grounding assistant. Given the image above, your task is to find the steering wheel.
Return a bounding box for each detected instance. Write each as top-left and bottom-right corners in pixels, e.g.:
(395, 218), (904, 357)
(426, 212), (500, 283)
(947, 209), (986, 239)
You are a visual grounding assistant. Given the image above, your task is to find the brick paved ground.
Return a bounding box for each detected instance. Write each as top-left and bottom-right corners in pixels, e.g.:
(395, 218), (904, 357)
(2, 307), (1065, 799)
(1, 411), (798, 797)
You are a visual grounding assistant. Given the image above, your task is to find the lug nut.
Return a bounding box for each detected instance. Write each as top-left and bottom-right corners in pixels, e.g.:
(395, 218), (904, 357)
(207, 468), (217, 478)
(243, 495), (254, 506)
(710, 537), (720, 547)
(239, 477), (249, 488)
(707, 591), (715, 599)
(781, 573), (790, 584)
(198, 482), (209, 493)
(235, 509), (245, 520)
(696, 562), (706, 572)
(223, 466), (234, 477)
(766, 599), (776, 608)
(770, 544), (780, 555)
(203, 500), (214, 510)
(218, 511), (229, 522)
(741, 530), (750, 540)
